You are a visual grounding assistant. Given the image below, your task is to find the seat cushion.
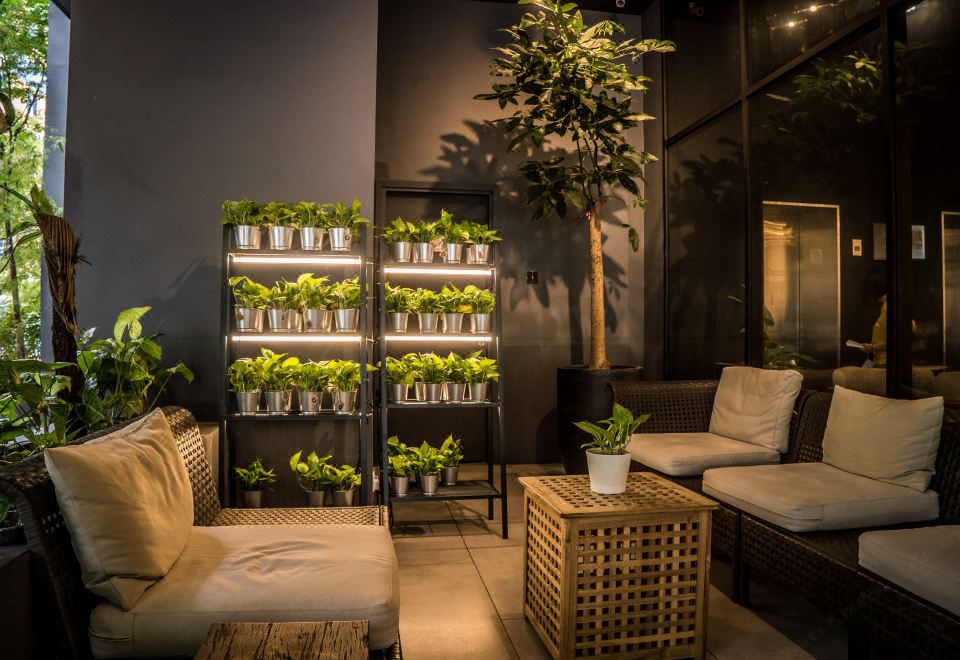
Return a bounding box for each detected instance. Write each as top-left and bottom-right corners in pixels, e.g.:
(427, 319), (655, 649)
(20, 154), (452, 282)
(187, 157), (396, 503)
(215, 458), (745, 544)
(702, 463), (939, 532)
(88, 524), (400, 657)
(859, 525), (960, 617)
(44, 410), (193, 610)
(822, 385), (943, 492)
(708, 366), (803, 452)
(627, 432), (781, 477)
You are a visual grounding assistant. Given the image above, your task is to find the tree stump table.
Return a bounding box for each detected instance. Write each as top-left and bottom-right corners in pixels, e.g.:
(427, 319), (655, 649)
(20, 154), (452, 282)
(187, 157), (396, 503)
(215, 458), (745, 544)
(519, 473), (717, 659)
(193, 621), (368, 660)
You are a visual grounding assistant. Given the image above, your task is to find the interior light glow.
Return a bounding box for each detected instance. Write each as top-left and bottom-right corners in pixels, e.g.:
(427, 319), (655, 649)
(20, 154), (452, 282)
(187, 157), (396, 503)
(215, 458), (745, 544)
(906, 5), (917, 12)
(231, 334), (361, 343)
(808, 4), (818, 12)
(385, 334), (493, 342)
(230, 254), (362, 265)
(383, 266), (493, 276)
(786, 20), (797, 27)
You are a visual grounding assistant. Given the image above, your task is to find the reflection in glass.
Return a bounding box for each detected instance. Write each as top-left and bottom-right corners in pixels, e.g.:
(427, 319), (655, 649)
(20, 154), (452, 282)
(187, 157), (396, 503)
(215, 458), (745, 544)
(942, 213), (960, 370)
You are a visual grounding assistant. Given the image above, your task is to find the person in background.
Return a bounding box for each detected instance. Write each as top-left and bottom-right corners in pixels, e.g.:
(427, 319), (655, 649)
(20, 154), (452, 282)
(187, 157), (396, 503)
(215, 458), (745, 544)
(861, 293), (916, 367)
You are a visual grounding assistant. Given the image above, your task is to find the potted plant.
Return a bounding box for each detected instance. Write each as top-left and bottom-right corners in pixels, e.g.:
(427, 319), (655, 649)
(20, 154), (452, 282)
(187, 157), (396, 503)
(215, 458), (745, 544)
(387, 453), (416, 497)
(462, 285), (495, 333)
(296, 273), (333, 333)
(294, 201), (327, 251)
(382, 217), (417, 262)
(234, 457), (276, 508)
(387, 435), (419, 485)
(410, 220), (437, 263)
(413, 352), (447, 403)
(384, 354), (419, 403)
(464, 222), (501, 264)
(228, 358), (263, 414)
(443, 352), (468, 402)
(326, 359), (374, 414)
(289, 450), (333, 506)
(574, 403), (650, 494)
(436, 209), (469, 264)
(293, 360), (330, 413)
(438, 435), (464, 486)
(262, 201), (299, 250)
(438, 283), (467, 334)
(412, 288), (443, 333)
(222, 198), (262, 250)
(412, 441), (444, 495)
(329, 277), (362, 332)
(463, 354), (499, 402)
(385, 283), (414, 333)
(476, 1), (672, 473)
(328, 464), (362, 506)
(256, 348), (300, 414)
(324, 198), (368, 251)
(265, 279), (301, 332)
(228, 276), (269, 332)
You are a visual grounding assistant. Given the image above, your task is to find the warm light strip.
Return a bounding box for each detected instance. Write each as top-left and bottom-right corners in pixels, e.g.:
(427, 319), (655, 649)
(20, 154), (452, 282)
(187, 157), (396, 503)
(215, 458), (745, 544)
(383, 266), (492, 276)
(385, 334), (493, 342)
(231, 334), (361, 343)
(230, 255), (362, 265)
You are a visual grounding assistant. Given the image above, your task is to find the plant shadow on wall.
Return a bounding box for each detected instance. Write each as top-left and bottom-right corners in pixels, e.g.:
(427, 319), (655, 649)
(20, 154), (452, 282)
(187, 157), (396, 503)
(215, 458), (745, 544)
(420, 119), (628, 365)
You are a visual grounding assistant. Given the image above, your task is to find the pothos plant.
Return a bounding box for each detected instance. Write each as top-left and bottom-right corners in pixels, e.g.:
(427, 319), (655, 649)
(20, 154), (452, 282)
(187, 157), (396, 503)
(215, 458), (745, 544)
(382, 218), (417, 244)
(476, 0), (674, 369)
(384, 354), (420, 386)
(574, 402), (649, 455)
(234, 457), (276, 491)
(325, 198), (369, 231)
(289, 450), (333, 492)
(328, 277), (362, 310)
(227, 358), (262, 392)
(221, 199), (261, 226)
(228, 276), (270, 309)
(385, 283), (415, 314)
(462, 285), (496, 314)
(254, 349), (300, 391)
(438, 435), (464, 468)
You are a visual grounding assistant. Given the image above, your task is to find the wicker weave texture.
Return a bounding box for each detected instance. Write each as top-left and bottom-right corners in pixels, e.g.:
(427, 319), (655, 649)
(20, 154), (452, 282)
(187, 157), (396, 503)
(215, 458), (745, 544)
(213, 505), (388, 527)
(163, 406), (222, 525)
(610, 381), (718, 435)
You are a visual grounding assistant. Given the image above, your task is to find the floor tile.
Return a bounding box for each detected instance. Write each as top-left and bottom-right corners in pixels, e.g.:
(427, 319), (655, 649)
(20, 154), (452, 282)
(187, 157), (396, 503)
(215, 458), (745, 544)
(502, 617), (553, 660)
(707, 586), (815, 660)
(391, 534), (465, 551)
(459, 521), (525, 548)
(508, 463), (565, 476)
(392, 499), (453, 523)
(469, 545), (526, 619)
(396, 547), (473, 566)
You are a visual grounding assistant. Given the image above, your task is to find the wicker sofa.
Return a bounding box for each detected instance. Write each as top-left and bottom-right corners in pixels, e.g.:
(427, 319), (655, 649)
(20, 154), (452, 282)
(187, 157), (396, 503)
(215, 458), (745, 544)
(0, 406), (401, 659)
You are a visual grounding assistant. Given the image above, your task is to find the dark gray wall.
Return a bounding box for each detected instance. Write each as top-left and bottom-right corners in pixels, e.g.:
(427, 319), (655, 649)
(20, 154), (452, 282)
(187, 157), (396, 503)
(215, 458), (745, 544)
(377, 0), (646, 463)
(64, 0), (379, 421)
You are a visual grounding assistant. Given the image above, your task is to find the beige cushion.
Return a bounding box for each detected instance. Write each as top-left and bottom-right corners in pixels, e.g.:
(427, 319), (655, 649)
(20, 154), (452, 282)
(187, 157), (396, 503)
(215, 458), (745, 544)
(703, 463), (939, 532)
(44, 410), (193, 610)
(627, 432), (781, 477)
(822, 386), (943, 492)
(709, 366), (802, 452)
(859, 525), (960, 616)
(88, 524), (401, 657)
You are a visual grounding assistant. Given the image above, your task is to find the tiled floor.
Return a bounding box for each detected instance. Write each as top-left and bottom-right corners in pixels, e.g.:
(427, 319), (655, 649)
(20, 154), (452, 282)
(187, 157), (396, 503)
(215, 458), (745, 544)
(391, 464), (827, 660)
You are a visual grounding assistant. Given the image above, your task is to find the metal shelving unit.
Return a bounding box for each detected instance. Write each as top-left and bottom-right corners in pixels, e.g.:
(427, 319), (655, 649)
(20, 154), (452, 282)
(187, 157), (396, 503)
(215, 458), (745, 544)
(374, 181), (508, 539)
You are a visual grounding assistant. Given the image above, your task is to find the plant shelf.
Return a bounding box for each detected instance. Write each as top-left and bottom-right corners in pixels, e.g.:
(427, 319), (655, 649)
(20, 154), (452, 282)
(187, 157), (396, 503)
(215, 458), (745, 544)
(389, 480), (501, 501)
(386, 401), (500, 409)
(224, 412), (365, 421)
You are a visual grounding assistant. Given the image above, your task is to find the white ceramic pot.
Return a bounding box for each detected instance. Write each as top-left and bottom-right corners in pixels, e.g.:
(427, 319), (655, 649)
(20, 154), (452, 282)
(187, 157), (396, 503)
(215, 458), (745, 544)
(585, 450), (631, 495)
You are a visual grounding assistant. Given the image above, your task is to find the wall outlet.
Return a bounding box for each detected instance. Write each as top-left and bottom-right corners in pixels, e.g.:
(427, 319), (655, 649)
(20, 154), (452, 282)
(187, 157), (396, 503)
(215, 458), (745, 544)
(852, 239), (862, 256)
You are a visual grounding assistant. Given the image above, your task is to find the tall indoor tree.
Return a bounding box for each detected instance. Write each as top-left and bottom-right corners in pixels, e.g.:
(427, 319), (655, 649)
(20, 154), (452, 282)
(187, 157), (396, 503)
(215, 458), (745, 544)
(476, 0), (673, 369)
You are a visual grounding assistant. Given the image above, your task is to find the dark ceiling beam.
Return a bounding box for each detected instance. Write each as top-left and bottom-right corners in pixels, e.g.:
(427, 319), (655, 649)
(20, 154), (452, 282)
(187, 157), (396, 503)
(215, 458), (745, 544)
(473, 0), (653, 16)
(52, 0), (70, 18)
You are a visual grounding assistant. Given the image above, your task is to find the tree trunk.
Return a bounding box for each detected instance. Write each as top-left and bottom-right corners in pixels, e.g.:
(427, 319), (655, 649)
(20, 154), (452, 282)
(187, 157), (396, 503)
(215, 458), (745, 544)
(3, 220), (25, 357)
(587, 205), (609, 369)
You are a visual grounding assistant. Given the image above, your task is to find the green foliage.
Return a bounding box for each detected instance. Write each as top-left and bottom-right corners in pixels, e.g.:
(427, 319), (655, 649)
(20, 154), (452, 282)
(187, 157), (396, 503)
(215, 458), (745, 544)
(228, 276), (270, 309)
(463, 353), (499, 384)
(412, 441), (444, 476)
(324, 198), (369, 231)
(412, 288), (443, 313)
(289, 450), (333, 492)
(293, 360), (331, 392)
(266, 279), (300, 310)
(438, 435), (464, 468)
(444, 352), (468, 384)
(387, 435), (417, 459)
(385, 283), (414, 313)
(328, 463), (361, 491)
(435, 209), (470, 243)
(464, 223), (501, 245)
(0, 358), (75, 451)
(295, 273), (331, 309)
(261, 201), (299, 228)
(438, 283), (469, 313)
(388, 454), (417, 478)
(293, 201), (327, 228)
(461, 285), (496, 313)
(221, 199), (261, 226)
(254, 348), (300, 391)
(382, 217), (417, 244)
(325, 358), (374, 391)
(227, 358), (262, 392)
(409, 220), (438, 244)
(574, 402), (650, 455)
(234, 456), (276, 491)
(413, 352), (448, 383)
(384, 354), (420, 386)
(328, 277), (361, 310)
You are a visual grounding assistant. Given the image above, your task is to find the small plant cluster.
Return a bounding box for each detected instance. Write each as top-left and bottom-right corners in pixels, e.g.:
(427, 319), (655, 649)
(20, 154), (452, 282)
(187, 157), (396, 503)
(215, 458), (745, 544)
(385, 283), (495, 314)
(575, 403), (650, 456)
(229, 274), (362, 311)
(387, 435), (463, 478)
(234, 453), (361, 494)
(222, 198), (369, 231)
(381, 210), (501, 245)
(228, 349), (373, 393)
(384, 352), (499, 386)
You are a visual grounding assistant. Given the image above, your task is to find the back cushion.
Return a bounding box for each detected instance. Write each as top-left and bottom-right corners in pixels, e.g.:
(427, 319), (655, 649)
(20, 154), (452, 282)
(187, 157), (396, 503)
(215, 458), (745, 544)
(709, 366), (803, 452)
(822, 385), (943, 492)
(44, 410), (194, 610)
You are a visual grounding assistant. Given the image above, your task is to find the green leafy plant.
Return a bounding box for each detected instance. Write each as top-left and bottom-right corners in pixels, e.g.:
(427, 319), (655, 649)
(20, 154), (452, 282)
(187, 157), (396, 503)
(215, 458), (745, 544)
(384, 354), (420, 386)
(234, 457), (276, 491)
(261, 201), (299, 228)
(255, 348), (300, 391)
(410, 220), (438, 243)
(475, 0), (673, 369)
(295, 273), (331, 309)
(289, 450), (333, 491)
(438, 283), (469, 313)
(328, 277), (361, 310)
(328, 464), (362, 491)
(382, 217), (417, 244)
(464, 222), (502, 245)
(293, 360), (330, 392)
(463, 353), (500, 384)
(388, 454), (417, 478)
(324, 198), (369, 231)
(266, 279), (301, 310)
(412, 288), (444, 313)
(436, 209), (469, 243)
(444, 352), (468, 384)
(412, 441), (444, 476)
(438, 435), (464, 468)
(462, 285), (496, 313)
(228, 276), (270, 309)
(227, 358), (263, 392)
(574, 402), (650, 455)
(325, 359), (375, 391)
(221, 199), (261, 226)
(293, 201), (327, 228)
(385, 283), (415, 313)
(414, 352), (448, 384)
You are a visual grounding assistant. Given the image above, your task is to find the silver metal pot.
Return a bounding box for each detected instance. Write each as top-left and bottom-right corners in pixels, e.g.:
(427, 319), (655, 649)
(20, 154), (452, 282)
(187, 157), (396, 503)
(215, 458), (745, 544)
(234, 307), (264, 332)
(334, 308), (359, 332)
(389, 475), (409, 496)
(442, 465), (459, 486)
(468, 243), (491, 264)
(328, 227), (352, 251)
(302, 308), (333, 333)
(232, 225), (261, 250)
(418, 312), (439, 333)
(390, 241), (412, 262)
(241, 490), (262, 508)
(307, 490), (326, 507)
(264, 390), (291, 415)
(299, 226), (324, 251)
(469, 382), (489, 403)
(235, 391), (261, 414)
(267, 308), (298, 332)
(298, 390), (322, 414)
(422, 383), (443, 404)
(414, 382), (426, 401)
(443, 243), (463, 263)
(387, 383), (408, 403)
(444, 382), (466, 402)
(388, 312), (409, 333)
(470, 313), (492, 333)
(332, 489), (355, 507)
(268, 225), (294, 250)
(420, 474), (440, 496)
(333, 389), (357, 414)
(413, 242), (434, 262)
(442, 313), (463, 334)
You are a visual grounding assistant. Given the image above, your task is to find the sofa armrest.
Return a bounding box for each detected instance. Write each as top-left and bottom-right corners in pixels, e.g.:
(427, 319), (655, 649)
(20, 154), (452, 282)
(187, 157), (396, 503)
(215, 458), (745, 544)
(609, 380), (718, 434)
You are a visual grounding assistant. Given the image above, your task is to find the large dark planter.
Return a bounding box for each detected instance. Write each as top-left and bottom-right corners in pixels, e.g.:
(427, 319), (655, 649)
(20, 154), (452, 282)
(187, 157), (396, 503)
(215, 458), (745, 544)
(556, 365), (644, 474)
(0, 524), (26, 546)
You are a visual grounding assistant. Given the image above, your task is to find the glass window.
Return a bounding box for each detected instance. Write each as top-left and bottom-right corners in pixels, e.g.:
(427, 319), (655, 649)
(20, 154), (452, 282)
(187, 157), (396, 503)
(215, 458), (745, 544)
(664, 1), (740, 137)
(746, 0), (878, 82)
(666, 108), (745, 379)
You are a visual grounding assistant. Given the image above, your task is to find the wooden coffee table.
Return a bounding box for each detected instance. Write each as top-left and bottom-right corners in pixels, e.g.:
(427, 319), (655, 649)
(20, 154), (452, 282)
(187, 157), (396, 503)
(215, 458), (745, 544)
(519, 473), (717, 659)
(194, 621), (368, 660)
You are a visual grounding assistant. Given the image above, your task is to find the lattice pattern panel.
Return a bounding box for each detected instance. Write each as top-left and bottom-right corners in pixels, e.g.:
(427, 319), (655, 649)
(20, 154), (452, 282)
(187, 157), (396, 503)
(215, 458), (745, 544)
(163, 407), (222, 525)
(212, 505), (388, 527)
(535, 474), (713, 515)
(525, 494), (564, 653)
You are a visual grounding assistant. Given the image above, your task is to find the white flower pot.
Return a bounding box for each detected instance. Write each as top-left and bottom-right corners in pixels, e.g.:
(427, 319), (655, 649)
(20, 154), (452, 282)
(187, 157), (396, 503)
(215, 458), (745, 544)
(585, 450), (631, 495)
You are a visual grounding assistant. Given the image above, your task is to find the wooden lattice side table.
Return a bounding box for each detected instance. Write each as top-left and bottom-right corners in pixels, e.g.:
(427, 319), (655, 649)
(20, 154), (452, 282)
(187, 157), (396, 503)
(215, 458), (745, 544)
(519, 473), (718, 659)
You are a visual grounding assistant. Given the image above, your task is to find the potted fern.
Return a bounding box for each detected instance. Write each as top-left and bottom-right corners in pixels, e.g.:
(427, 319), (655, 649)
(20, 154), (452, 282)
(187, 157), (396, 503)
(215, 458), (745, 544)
(410, 220), (438, 263)
(294, 201), (327, 251)
(289, 450), (333, 506)
(385, 283), (415, 333)
(463, 353), (499, 403)
(256, 349), (300, 414)
(462, 285), (495, 333)
(222, 199), (262, 250)
(413, 352), (447, 403)
(266, 279), (301, 332)
(438, 435), (464, 486)
(228, 358), (263, 414)
(296, 273), (333, 333)
(383, 217), (417, 262)
(293, 360), (330, 413)
(443, 352), (468, 403)
(262, 201), (299, 250)
(412, 442), (444, 496)
(575, 403), (650, 494)
(234, 457), (276, 508)
(228, 276), (269, 332)
(412, 288), (443, 333)
(329, 277), (362, 332)
(329, 464), (362, 506)
(464, 222), (501, 264)
(385, 354), (419, 403)
(325, 198), (368, 251)
(436, 209), (469, 264)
